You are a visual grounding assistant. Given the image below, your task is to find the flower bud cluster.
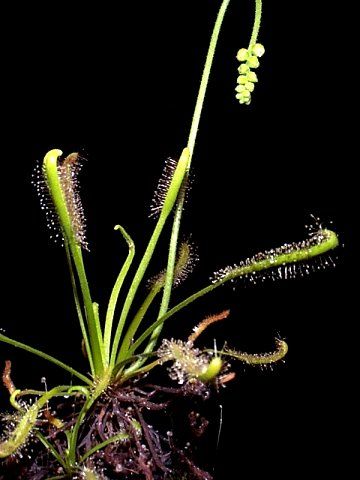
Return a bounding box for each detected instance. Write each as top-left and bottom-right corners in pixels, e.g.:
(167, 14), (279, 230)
(235, 43), (265, 105)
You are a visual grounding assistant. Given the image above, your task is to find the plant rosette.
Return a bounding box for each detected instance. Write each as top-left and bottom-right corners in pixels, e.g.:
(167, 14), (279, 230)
(0, 1), (338, 479)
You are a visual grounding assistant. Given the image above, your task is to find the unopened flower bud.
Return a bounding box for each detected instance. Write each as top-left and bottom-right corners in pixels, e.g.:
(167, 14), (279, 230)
(247, 71), (258, 83)
(240, 89), (251, 99)
(236, 48), (248, 62)
(235, 84), (247, 93)
(247, 55), (260, 68)
(239, 96), (251, 105)
(238, 63), (250, 74)
(237, 75), (248, 85)
(245, 81), (255, 92)
(251, 43), (265, 57)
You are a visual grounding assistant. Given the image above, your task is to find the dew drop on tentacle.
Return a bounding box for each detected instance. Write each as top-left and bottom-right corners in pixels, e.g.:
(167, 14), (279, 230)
(58, 153), (89, 251)
(210, 226), (339, 287)
(32, 153), (89, 250)
(149, 157), (179, 218)
(149, 156), (191, 219)
(31, 160), (64, 246)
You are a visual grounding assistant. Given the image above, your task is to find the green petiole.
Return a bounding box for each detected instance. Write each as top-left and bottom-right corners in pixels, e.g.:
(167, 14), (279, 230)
(103, 225), (135, 364)
(0, 332), (91, 385)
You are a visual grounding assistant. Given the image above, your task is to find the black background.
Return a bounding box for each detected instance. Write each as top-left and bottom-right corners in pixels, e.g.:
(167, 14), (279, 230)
(1, 1), (355, 477)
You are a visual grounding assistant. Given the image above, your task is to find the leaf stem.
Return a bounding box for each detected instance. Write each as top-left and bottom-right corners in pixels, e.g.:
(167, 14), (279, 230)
(0, 333), (91, 385)
(116, 283), (162, 370)
(109, 217), (168, 367)
(103, 225), (135, 364)
(79, 432), (129, 463)
(35, 432), (67, 469)
(67, 389), (91, 467)
(128, 283), (218, 357)
(64, 242), (95, 377)
(70, 244), (105, 374)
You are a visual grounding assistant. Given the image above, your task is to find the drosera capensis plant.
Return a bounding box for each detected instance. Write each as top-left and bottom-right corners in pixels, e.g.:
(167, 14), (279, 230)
(0, 1), (339, 478)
